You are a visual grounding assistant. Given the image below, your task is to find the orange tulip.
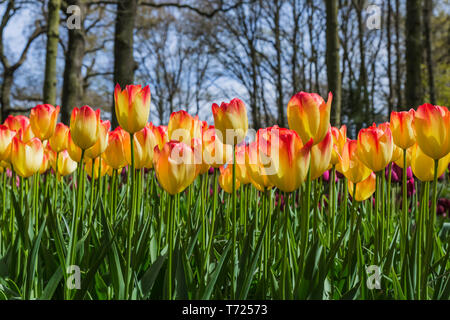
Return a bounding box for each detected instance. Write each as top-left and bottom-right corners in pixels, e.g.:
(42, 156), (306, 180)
(11, 137), (44, 178)
(70, 105), (101, 150)
(168, 110), (202, 145)
(102, 127), (128, 170)
(390, 109), (416, 150)
(212, 98), (248, 145)
(245, 141), (273, 190)
(219, 163), (241, 194)
(114, 84), (151, 134)
(30, 104), (60, 141)
(85, 120), (111, 159)
(411, 143), (450, 182)
(57, 150), (78, 177)
(258, 126), (312, 193)
(0, 125), (16, 162)
(348, 172), (376, 201)
(153, 140), (200, 195)
(85, 157), (109, 179)
(414, 103), (450, 160)
(338, 139), (372, 183)
(357, 123), (393, 172)
(330, 125), (347, 165)
(310, 128), (332, 180)
(67, 131), (82, 162)
(203, 125), (233, 168)
(49, 123), (69, 153)
(125, 125), (157, 169)
(287, 91), (332, 145)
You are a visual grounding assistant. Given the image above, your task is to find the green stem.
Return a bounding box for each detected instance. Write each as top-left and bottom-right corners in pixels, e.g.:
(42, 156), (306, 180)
(231, 144), (237, 299)
(125, 132), (136, 299)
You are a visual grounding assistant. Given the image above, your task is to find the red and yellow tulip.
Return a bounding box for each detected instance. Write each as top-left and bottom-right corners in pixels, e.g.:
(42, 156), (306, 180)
(57, 150), (78, 177)
(85, 120), (111, 159)
(411, 143), (450, 182)
(49, 123), (69, 153)
(30, 104), (60, 141)
(339, 139), (372, 183)
(357, 122), (393, 172)
(287, 91), (332, 145)
(390, 109), (416, 150)
(102, 127), (128, 170)
(212, 98), (248, 145)
(348, 172), (376, 201)
(219, 163), (241, 194)
(310, 128), (332, 180)
(0, 124), (16, 162)
(11, 137), (44, 178)
(330, 125), (347, 166)
(70, 105), (101, 150)
(114, 84), (151, 134)
(168, 110), (202, 146)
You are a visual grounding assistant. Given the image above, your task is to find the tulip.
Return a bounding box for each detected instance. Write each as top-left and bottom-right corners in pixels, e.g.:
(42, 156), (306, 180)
(114, 84), (151, 134)
(57, 150), (78, 177)
(219, 163), (241, 194)
(11, 137), (44, 178)
(235, 144), (250, 184)
(30, 104), (60, 141)
(212, 98), (248, 145)
(245, 141), (273, 191)
(258, 126), (313, 193)
(85, 157), (109, 179)
(85, 120), (111, 159)
(391, 144), (403, 163)
(40, 144), (56, 174)
(390, 109), (416, 150)
(203, 125), (233, 168)
(411, 143), (450, 182)
(125, 125), (157, 169)
(67, 131), (82, 162)
(330, 125), (347, 165)
(287, 91), (332, 145)
(357, 122), (393, 172)
(102, 127), (128, 170)
(4, 115), (35, 142)
(338, 139), (372, 183)
(148, 122), (168, 151)
(348, 172), (376, 202)
(70, 105), (101, 150)
(168, 110), (202, 145)
(414, 103), (450, 160)
(153, 140), (199, 195)
(0, 125), (16, 162)
(394, 147), (412, 168)
(310, 128), (332, 180)
(49, 123), (69, 153)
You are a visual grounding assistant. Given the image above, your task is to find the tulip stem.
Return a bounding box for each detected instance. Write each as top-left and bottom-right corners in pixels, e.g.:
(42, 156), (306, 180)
(281, 191), (289, 299)
(330, 165), (336, 245)
(231, 144), (237, 299)
(300, 168), (311, 277)
(125, 132), (136, 299)
(205, 169), (218, 273)
(401, 149), (408, 273)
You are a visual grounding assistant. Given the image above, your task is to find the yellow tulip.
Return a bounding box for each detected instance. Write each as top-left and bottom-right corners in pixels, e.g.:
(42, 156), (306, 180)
(390, 109), (416, 150)
(348, 172), (376, 201)
(287, 91), (332, 145)
(30, 104), (60, 141)
(11, 137), (44, 178)
(357, 122), (393, 172)
(414, 103), (450, 160)
(411, 143), (450, 182)
(85, 157), (109, 179)
(203, 125), (233, 168)
(212, 98), (248, 145)
(49, 123), (69, 153)
(70, 105), (101, 150)
(219, 163), (241, 194)
(330, 125), (347, 165)
(310, 128), (332, 180)
(67, 131), (82, 162)
(153, 141), (199, 195)
(168, 110), (202, 145)
(85, 120), (110, 159)
(57, 150), (78, 177)
(338, 139), (372, 183)
(125, 125), (157, 169)
(235, 144), (250, 184)
(394, 146), (412, 169)
(0, 124), (16, 162)
(114, 84), (151, 134)
(102, 127), (128, 170)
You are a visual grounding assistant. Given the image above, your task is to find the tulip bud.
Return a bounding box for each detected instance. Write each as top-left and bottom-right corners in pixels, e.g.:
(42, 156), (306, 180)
(310, 128), (332, 180)
(57, 150), (78, 177)
(338, 139), (372, 183)
(114, 84), (151, 134)
(411, 143), (450, 182)
(357, 123), (393, 172)
(212, 98), (248, 145)
(30, 104), (60, 141)
(287, 91), (332, 145)
(390, 109), (416, 150)
(49, 123), (69, 153)
(11, 137), (44, 178)
(102, 127), (128, 170)
(414, 103), (450, 160)
(348, 172), (376, 202)
(70, 105), (101, 150)
(85, 120), (111, 159)
(219, 163), (241, 194)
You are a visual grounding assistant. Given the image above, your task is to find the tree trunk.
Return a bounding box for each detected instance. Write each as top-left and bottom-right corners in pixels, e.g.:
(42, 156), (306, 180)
(395, 0), (402, 109)
(0, 70), (13, 122)
(423, 0), (436, 105)
(387, 0), (394, 115)
(405, 0), (423, 108)
(112, 0), (137, 128)
(61, 0), (85, 124)
(273, 1), (284, 127)
(43, 0), (61, 106)
(325, 0), (341, 127)
(355, 1), (369, 125)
